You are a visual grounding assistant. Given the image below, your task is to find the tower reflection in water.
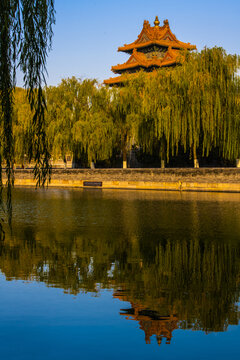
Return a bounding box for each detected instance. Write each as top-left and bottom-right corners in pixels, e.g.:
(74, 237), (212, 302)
(114, 290), (178, 345)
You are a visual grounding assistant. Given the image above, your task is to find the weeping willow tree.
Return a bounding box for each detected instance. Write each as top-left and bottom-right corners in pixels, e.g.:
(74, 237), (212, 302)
(72, 81), (115, 166)
(12, 87), (33, 166)
(45, 77), (96, 163)
(0, 0), (55, 232)
(133, 47), (240, 167)
(45, 77), (114, 167)
(109, 77), (143, 168)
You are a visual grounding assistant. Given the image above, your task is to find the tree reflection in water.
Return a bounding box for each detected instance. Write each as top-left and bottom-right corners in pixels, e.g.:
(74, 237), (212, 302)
(0, 189), (239, 345)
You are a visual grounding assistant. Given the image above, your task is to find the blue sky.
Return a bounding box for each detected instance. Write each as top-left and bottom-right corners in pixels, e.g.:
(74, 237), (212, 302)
(33, 0), (240, 86)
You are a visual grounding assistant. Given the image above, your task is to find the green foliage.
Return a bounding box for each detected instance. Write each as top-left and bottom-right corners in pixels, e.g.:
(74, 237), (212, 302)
(7, 47), (240, 170)
(133, 48), (240, 162)
(71, 80), (115, 163)
(45, 77), (115, 165)
(12, 88), (33, 164)
(0, 0), (55, 226)
(109, 79), (143, 162)
(45, 77), (85, 160)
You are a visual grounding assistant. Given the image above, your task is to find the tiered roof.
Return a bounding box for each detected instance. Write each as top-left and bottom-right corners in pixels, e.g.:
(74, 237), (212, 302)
(112, 47), (181, 74)
(104, 16), (196, 86)
(118, 18), (196, 53)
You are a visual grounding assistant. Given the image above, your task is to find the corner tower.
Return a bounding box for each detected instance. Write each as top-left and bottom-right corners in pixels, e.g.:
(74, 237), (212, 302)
(104, 16), (196, 86)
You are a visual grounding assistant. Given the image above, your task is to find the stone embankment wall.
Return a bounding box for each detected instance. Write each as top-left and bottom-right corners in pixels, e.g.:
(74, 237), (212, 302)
(3, 168), (240, 192)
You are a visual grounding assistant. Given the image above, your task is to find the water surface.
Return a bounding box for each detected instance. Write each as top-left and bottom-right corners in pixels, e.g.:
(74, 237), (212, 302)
(0, 188), (239, 359)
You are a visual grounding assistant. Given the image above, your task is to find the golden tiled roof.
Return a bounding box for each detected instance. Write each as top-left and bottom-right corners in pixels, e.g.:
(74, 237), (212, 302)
(104, 69), (155, 86)
(104, 75), (127, 85)
(118, 18), (196, 53)
(112, 47), (180, 74)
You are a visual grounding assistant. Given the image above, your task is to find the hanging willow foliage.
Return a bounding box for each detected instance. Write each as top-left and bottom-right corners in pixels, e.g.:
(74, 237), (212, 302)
(45, 77), (96, 161)
(109, 76), (144, 164)
(0, 0), (55, 229)
(131, 47), (240, 163)
(12, 87), (33, 165)
(45, 77), (115, 165)
(72, 83), (115, 164)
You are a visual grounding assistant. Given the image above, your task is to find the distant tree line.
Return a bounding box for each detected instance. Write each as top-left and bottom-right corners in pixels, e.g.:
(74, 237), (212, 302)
(9, 47), (240, 168)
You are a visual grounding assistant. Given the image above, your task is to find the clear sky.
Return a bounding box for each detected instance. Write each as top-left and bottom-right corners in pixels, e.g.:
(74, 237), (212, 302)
(27, 0), (240, 86)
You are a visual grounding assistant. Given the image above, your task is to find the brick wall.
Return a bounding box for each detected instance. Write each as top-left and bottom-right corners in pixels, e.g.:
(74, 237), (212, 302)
(7, 168), (240, 184)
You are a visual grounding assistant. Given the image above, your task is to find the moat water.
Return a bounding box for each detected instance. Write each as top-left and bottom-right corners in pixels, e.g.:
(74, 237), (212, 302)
(0, 188), (239, 359)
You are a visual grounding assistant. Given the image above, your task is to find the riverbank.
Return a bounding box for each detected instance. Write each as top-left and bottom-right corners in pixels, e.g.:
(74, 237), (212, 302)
(3, 168), (240, 193)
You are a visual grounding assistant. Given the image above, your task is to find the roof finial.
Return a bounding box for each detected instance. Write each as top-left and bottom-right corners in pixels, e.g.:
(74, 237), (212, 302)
(164, 19), (169, 26)
(154, 16), (160, 27)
